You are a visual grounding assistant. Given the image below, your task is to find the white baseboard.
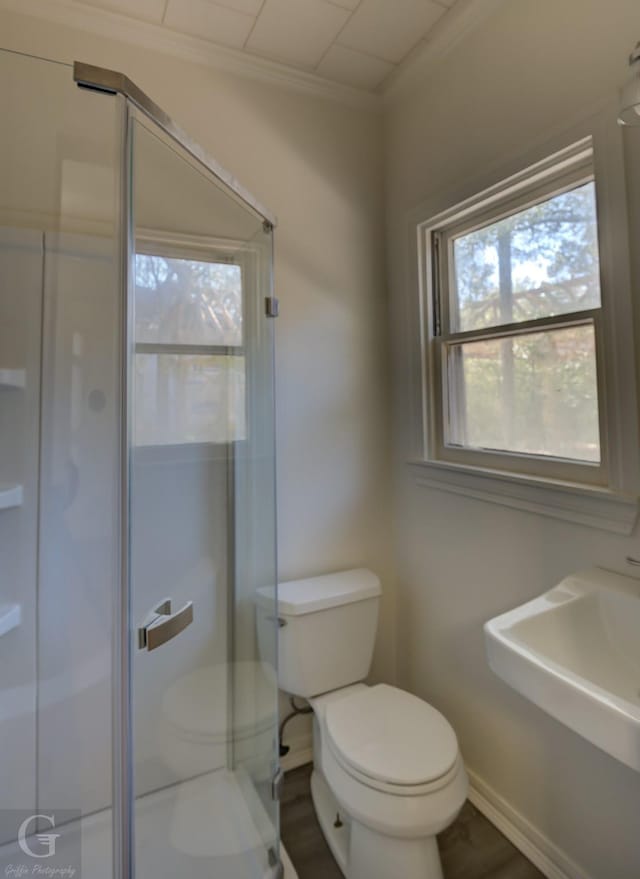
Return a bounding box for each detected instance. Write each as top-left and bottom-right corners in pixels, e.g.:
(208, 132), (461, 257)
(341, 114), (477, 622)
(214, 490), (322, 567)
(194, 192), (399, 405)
(467, 769), (592, 879)
(280, 732), (313, 773)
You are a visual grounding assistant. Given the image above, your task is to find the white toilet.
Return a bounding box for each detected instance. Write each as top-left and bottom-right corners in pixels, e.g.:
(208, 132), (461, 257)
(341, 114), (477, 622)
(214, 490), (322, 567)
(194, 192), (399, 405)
(259, 568), (468, 879)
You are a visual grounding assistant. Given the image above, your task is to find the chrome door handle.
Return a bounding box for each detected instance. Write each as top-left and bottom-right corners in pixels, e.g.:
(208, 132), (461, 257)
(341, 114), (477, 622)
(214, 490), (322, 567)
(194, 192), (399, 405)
(137, 599), (194, 651)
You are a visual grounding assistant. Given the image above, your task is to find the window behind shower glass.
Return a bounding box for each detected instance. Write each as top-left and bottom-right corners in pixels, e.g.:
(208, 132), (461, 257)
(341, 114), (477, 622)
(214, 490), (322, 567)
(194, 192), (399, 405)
(134, 239), (246, 446)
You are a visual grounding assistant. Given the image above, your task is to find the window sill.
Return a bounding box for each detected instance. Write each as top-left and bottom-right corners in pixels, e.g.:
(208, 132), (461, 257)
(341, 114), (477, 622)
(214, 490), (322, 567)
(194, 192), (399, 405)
(408, 459), (638, 535)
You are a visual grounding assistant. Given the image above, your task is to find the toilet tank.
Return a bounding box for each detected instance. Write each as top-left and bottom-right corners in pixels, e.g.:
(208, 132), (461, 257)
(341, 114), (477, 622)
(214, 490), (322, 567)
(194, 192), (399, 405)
(257, 569), (381, 699)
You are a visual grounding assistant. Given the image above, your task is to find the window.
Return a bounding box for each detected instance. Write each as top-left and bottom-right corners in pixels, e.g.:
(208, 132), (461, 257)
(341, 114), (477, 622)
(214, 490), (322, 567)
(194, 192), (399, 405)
(423, 142), (609, 485)
(134, 239), (247, 447)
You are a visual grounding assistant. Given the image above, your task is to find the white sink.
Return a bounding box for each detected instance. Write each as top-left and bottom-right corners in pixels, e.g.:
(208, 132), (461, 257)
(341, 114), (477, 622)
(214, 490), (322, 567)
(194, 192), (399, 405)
(485, 568), (640, 771)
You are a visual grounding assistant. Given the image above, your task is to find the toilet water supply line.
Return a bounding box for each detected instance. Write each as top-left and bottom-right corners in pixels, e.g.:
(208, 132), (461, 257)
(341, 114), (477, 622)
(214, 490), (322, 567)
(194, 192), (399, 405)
(279, 696), (313, 757)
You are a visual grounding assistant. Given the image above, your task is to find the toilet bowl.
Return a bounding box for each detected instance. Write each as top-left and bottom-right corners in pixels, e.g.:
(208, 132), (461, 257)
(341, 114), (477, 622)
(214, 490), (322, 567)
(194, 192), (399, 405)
(257, 569), (468, 879)
(312, 684), (467, 879)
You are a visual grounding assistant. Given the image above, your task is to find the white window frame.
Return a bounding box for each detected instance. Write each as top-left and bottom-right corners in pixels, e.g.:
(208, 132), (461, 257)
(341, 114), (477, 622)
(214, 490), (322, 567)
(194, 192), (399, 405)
(411, 123), (640, 534)
(430, 145), (606, 485)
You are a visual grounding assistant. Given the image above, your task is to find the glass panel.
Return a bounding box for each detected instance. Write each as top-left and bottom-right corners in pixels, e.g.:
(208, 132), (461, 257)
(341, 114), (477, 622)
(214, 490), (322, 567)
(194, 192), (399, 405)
(134, 353), (246, 445)
(130, 113), (279, 879)
(451, 182), (602, 332)
(447, 324), (600, 462)
(135, 253), (243, 346)
(0, 49), (120, 878)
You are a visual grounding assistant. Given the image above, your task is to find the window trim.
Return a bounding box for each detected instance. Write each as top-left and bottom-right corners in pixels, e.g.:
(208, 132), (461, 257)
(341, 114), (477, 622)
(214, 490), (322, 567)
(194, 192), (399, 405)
(424, 142), (607, 485)
(409, 116), (640, 533)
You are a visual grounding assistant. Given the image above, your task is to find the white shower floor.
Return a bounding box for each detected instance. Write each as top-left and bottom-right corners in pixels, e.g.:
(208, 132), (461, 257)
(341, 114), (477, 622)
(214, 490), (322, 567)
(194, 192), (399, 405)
(0, 768), (297, 878)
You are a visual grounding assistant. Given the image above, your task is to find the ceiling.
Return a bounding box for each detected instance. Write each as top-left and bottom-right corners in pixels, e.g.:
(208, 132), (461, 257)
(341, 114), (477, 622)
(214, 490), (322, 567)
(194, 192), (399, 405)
(76, 0), (460, 91)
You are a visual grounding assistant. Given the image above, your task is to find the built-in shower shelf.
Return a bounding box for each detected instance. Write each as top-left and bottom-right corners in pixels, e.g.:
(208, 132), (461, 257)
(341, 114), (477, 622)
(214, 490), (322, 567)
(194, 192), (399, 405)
(0, 604), (21, 638)
(0, 369), (26, 389)
(0, 484), (23, 510)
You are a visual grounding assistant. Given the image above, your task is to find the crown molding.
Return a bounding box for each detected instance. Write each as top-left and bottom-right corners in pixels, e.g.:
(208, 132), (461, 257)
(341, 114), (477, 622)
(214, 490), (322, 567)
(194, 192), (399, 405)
(0, 0), (382, 111)
(381, 0), (508, 104)
(0, 0), (506, 111)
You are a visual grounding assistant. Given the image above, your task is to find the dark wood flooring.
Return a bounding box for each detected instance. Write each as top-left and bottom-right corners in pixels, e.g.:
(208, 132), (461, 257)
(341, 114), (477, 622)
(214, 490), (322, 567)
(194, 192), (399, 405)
(281, 764), (544, 879)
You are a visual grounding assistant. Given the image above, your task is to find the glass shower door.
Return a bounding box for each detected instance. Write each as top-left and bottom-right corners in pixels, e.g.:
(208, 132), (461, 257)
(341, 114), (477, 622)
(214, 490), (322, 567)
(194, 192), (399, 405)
(128, 110), (280, 879)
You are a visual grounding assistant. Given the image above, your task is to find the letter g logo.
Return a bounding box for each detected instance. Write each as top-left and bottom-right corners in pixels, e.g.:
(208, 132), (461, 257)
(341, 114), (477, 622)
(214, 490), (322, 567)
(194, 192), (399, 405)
(17, 814), (61, 858)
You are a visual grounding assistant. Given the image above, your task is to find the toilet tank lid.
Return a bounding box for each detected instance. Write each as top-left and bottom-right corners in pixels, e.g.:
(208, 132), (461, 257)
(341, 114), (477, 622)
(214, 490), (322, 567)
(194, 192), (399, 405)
(256, 568), (381, 616)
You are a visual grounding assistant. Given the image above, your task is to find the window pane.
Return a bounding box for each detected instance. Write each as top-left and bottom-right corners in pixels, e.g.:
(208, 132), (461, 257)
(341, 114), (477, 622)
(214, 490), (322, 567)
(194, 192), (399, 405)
(135, 254), (242, 346)
(447, 324), (600, 462)
(451, 182), (601, 332)
(134, 354), (245, 445)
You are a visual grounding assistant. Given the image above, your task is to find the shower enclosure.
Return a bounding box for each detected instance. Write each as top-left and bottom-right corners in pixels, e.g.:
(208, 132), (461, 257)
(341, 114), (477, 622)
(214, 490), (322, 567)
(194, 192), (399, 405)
(0, 49), (281, 878)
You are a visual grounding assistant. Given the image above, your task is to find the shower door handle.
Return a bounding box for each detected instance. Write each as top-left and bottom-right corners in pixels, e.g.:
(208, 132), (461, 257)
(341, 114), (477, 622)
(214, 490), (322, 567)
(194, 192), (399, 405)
(137, 599), (194, 651)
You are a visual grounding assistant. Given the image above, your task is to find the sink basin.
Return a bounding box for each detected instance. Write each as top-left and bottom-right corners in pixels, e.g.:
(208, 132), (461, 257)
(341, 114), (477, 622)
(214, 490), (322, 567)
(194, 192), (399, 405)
(485, 568), (640, 771)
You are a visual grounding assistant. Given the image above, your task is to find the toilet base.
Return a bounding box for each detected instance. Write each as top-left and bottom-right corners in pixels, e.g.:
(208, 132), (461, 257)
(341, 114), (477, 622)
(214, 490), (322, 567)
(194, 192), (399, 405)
(310, 769), (349, 876)
(348, 820), (443, 879)
(310, 768), (444, 879)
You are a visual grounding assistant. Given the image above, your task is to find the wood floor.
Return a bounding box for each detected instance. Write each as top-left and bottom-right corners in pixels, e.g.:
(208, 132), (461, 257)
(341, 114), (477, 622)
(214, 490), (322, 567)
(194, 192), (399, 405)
(281, 764), (545, 879)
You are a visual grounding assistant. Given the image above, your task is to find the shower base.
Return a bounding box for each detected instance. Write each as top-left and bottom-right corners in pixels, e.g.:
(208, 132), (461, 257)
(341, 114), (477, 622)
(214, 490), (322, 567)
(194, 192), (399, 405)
(0, 767), (297, 878)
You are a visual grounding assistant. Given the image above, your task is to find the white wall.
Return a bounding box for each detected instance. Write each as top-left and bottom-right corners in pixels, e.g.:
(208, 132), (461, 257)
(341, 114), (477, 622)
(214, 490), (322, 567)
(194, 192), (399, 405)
(0, 5), (395, 761)
(385, 2), (640, 877)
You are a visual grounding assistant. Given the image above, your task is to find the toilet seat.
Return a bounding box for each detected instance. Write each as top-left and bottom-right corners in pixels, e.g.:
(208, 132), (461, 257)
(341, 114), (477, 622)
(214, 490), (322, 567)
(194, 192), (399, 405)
(325, 684), (459, 796)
